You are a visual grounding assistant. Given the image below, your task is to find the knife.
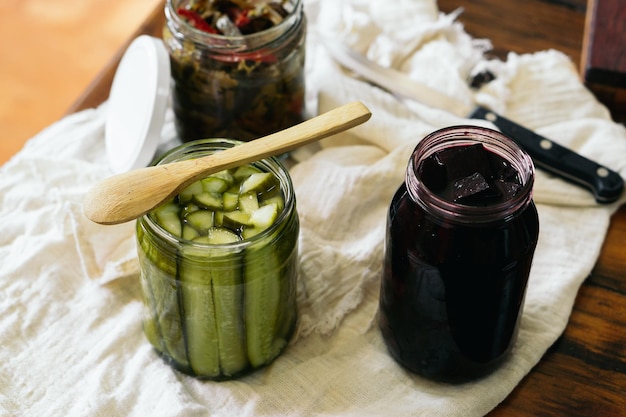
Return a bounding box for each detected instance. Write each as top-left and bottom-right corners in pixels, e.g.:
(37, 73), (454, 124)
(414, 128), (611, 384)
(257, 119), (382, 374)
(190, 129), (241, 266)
(323, 40), (624, 204)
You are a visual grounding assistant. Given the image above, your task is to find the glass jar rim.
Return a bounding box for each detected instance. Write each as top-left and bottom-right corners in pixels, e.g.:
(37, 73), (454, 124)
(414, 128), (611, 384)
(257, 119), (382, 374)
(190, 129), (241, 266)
(140, 138), (296, 249)
(164, 0), (303, 52)
(406, 125), (536, 224)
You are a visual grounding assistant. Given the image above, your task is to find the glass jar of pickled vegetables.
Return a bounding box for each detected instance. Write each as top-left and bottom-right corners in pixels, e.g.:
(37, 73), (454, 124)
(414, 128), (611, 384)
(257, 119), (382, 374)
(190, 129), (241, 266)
(379, 126), (540, 382)
(162, 0), (306, 142)
(137, 138), (299, 380)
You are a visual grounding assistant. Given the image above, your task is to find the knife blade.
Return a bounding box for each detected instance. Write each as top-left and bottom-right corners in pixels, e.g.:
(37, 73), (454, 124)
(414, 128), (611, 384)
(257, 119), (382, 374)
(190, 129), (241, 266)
(323, 40), (624, 204)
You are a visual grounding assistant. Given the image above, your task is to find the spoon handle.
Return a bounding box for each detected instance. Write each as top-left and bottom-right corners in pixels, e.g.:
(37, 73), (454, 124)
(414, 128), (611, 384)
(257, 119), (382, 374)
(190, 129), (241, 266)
(84, 101), (372, 225)
(185, 101), (372, 177)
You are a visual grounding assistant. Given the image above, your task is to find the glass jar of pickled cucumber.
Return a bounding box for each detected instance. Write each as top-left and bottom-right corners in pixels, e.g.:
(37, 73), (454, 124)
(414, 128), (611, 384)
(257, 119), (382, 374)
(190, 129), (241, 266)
(380, 126), (540, 382)
(137, 138), (299, 380)
(162, 0), (306, 142)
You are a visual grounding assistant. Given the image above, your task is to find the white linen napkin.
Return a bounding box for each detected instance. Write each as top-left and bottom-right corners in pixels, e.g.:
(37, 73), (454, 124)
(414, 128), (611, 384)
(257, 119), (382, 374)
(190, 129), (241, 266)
(1, 0), (625, 416)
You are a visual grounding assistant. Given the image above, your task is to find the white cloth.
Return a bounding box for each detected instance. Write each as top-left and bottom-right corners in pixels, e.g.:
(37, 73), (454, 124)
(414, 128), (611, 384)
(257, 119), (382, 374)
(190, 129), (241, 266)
(2, 0), (626, 416)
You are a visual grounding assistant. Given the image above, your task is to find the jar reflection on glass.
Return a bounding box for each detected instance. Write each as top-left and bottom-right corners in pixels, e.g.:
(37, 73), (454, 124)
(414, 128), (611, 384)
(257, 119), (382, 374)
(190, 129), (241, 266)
(379, 126), (540, 383)
(137, 139), (299, 380)
(163, 0), (306, 142)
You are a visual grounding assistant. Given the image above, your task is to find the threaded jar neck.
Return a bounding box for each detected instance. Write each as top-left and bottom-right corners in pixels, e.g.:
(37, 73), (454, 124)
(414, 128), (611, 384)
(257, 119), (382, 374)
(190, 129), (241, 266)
(139, 138), (296, 250)
(164, 0), (304, 54)
(405, 125), (535, 224)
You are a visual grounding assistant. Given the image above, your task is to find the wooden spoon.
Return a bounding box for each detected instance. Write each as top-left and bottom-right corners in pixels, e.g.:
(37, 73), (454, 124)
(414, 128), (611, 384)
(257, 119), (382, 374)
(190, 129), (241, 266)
(83, 101), (371, 225)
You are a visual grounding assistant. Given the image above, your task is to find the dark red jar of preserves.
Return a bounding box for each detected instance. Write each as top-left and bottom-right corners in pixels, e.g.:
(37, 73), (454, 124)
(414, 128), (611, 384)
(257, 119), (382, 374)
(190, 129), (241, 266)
(379, 125), (540, 382)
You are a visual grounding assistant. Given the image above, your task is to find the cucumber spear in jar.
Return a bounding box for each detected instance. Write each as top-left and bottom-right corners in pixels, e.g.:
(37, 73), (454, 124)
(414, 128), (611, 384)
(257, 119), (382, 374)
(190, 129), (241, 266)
(138, 162), (297, 378)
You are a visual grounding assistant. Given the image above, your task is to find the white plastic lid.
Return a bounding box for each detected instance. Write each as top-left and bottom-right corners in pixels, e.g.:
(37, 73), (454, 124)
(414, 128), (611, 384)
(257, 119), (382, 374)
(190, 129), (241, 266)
(105, 35), (170, 173)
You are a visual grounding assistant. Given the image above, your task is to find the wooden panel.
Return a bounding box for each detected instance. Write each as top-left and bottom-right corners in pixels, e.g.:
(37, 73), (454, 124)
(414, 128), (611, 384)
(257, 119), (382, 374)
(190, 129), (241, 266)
(581, 0), (626, 121)
(0, 0), (163, 165)
(438, 0), (586, 64)
(582, 0), (626, 86)
(67, 1), (167, 114)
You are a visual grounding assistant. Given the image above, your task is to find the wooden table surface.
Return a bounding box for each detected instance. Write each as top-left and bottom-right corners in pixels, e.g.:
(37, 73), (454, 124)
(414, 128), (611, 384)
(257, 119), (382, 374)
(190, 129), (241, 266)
(68, 1), (626, 415)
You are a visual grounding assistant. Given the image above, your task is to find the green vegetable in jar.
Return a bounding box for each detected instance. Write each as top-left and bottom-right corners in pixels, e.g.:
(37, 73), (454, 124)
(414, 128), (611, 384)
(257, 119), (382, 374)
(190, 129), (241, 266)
(163, 0), (307, 142)
(137, 161), (298, 379)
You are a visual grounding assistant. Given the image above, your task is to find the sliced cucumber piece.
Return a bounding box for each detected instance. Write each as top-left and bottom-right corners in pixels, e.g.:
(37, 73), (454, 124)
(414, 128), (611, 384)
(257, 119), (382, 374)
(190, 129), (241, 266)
(182, 224), (200, 241)
(214, 211), (225, 227)
(222, 211), (252, 231)
(241, 227), (263, 240)
(240, 172), (275, 194)
(178, 252), (220, 378)
(233, 165), (262, 181)
(238, 192), (259, 213)
(193, 192), (224, 211)
(210, 169), (235, 186)
(137, 224), (189, 368)
(208, 227), (241, 244)
(249, 203), (279, 229)
(223, 192), (239, 212)
(179, 180), (204, 204)
(243, 211), (298, 368)
(244, 241), (283, 367)
(214, 269), (247, 376)
(137, 244), (164, 352)
(185, 210), (214, 232)
(202, 177), (229, 193)
(204, 229), (247, 376)
(154, 202), (182, 237)
(181, 203), (200, 218)
(191, 235), (211, 244)
(260, 193), (285, 212)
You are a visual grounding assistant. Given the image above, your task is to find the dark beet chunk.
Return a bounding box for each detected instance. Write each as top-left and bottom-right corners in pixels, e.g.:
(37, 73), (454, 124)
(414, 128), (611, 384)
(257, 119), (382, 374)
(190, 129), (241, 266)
(418, 152), (447, 192)
(438, 144), (493, 182)
(453, 172), (493, 202)
(494, 179), (522, 199)
(491, 158), (518, 182)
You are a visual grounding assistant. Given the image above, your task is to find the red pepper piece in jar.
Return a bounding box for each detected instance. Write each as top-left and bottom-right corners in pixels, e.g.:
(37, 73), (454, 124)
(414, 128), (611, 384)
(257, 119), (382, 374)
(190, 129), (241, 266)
(227, 7), (251, 28)
(177, 8), (218, 34)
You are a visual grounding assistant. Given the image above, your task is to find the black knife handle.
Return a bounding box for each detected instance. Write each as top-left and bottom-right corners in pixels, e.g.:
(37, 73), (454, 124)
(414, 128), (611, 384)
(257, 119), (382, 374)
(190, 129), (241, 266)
(470, 106), (624, 204)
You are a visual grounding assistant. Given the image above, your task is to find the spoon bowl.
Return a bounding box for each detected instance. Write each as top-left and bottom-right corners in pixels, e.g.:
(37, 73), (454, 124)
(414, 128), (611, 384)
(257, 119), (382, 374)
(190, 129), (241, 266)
(83, 101), (371, 225)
